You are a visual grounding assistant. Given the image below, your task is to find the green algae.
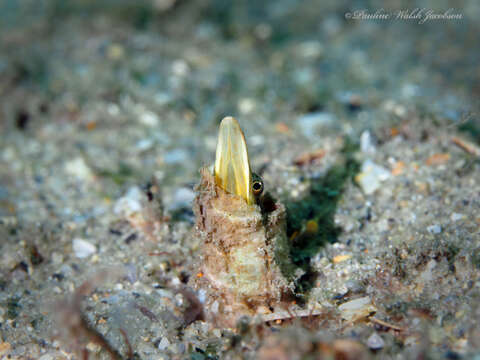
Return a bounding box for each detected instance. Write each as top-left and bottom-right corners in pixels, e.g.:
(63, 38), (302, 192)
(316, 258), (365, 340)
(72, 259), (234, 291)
(286, 138), (360, 296)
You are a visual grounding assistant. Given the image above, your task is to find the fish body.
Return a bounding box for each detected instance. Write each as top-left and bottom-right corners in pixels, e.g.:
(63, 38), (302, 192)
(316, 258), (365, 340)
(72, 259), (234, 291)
(193, 117), (294, 325)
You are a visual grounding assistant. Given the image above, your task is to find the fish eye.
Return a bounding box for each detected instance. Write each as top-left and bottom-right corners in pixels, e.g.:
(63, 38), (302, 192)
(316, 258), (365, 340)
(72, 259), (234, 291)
(252, 180), (263, 196)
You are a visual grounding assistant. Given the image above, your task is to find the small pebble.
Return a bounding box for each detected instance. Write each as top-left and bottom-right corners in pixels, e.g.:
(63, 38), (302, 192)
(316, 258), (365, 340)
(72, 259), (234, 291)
(64, 157), (93, 181)
(154, 92), (172, 106)
(114, 187), (144, 217)
(254, 23), (272, 40)
(360, 131), (376, 154)
(107, 103), (120, 116)
(297, 112), (335, 138)
(296, 41), (324, 59)
(164, 149), (188, 164)
(39, 355), (54, 360)
(139, 111), (160, 127)
(367, 332), (384, 350)
(157, 337), (170, 351)
(427, 224), (442, 234)
(154, 0), (176, 11)
(238, 98), (256, 114)
(72, 238), (96, 258)
(356, 159), (390, 195)
(450, 213), (463, 221)
(345, 279), (365, 293)
(125, 263), (137, 283)
(383, 100), (407, 117)
(136, 138), (154, 151)
(338, 296), (376, 322)
(168, 187), (195, 211)
(210, 300), (219, 314)
(107, 44), (125, 61)
(171, 59), (189, 77)
(114, 283), (123, 290)
(420, 259), (437, 281)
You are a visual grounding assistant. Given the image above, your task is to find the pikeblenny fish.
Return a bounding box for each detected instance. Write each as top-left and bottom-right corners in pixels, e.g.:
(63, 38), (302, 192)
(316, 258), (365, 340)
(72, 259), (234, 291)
(193, 116), (295, 326)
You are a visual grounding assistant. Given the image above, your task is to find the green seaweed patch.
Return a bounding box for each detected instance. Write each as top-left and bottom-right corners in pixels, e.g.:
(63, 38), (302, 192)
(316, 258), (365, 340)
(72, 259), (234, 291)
(458, 118), (480, 144)
(96, 162), (135, 186)
(6, 296), (21, 320)
(286, 138), (360, 296)
(287, 138), (359, 263)
(12, 54), (49, 88)
(472, 249), (480, 269)
(188, 343), (219, 360)
(48, 0), (156, 29)
(170, 207), (194, 224)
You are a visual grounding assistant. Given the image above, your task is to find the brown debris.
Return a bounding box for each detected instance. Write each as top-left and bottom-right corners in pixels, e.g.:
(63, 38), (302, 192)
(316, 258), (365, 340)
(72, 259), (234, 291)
(275, 122), (291, 134)
(175, 285), (205, 326)
(118, 328), (133, 360)
(332, 339), (369, 360)
(452, 136), (480, 157)
(425, 153), (450, 166)
(293, 149), (326, 166)
(260, 307), (324, 322)
(257, 333), (368, 360)
(333, 254), (352, 264)
(134, 303), (159, 322)
(369, 317), (405, 332)
(29, 244), (44, 266)
(0, 342), (11, 357)
(389, 127), (400, 138)
(391, 161), (406, 176)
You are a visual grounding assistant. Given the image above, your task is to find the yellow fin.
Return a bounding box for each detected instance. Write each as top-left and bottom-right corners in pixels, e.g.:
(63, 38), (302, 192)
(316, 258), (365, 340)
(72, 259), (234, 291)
(214, 117), (254, 205)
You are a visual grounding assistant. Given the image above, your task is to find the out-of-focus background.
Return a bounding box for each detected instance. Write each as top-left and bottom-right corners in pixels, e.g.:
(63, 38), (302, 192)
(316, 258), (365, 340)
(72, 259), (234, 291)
(1, 1), (480, 359)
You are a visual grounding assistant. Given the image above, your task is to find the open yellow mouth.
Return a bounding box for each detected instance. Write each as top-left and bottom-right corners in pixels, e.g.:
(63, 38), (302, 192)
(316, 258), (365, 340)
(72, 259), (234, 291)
(214, 117), (254, 205)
